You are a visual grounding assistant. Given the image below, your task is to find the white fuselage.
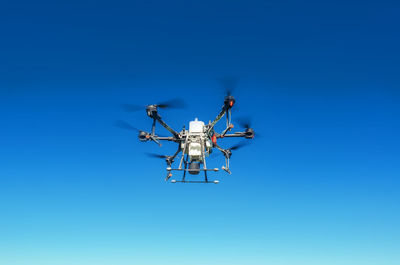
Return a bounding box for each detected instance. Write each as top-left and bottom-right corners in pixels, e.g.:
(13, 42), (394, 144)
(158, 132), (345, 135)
(181, 118), (212, 162)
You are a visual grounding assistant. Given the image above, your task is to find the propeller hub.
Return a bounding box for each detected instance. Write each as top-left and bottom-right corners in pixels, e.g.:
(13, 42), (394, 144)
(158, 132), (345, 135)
(245, 128), (255, 139)
(146, 105), (158, 117)
(224, 95), (235, 108)
(138, 131), (150, 142)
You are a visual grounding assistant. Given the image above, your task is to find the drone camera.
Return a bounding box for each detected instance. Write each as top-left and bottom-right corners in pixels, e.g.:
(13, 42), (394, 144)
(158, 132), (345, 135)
(188, 162), (200, 175)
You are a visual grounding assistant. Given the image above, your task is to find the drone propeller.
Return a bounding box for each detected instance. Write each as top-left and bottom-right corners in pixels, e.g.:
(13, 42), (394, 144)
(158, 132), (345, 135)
(146, 153), (174, 166)
(236, 117), (258, 138)
(157, 98), (186, 109)
(114, 120), (142, 132)
(229, 141), (249, 151)
(226, 87), (234, 98)
(236, 117), (252, 129)
(122, 98), (186, 112)
(217, 141), (250, 159)
(146, 153), (168, 159)
(219, 77), (238, 97)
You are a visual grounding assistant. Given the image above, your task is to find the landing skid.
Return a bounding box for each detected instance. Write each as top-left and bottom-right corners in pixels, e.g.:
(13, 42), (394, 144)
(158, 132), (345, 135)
(167, 168), (219, 172)
(167, 167), (220, 184)
(171, 180), (220, 184)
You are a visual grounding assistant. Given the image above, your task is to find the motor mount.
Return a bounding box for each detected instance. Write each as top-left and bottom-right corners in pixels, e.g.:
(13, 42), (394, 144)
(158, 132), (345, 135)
(224, 95), (235, 108)
(138, 131), (150, 142)
(146, 105), (158, 117)
(244, 128), (255, 139)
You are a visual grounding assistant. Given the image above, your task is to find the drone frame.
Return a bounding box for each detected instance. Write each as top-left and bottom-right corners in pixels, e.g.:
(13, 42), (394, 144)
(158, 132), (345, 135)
(133, 95), (254, 183)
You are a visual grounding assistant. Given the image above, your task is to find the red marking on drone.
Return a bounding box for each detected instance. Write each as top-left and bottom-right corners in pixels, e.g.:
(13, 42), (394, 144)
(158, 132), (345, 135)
(212, 134), (217, 144)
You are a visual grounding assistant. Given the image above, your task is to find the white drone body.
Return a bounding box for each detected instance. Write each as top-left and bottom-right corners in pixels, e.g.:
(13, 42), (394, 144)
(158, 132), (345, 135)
(182, 118), (213, 162)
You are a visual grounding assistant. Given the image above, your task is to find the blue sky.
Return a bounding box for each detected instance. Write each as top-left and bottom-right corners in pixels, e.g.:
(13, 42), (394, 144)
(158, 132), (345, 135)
(1, 0), (399, 264)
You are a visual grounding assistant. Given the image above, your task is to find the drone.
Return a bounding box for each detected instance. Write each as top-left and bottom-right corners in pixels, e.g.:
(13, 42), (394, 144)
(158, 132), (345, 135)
(116, 93), (255, 184)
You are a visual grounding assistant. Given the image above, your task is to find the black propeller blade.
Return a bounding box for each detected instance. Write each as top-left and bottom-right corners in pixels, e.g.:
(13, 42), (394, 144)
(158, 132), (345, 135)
(236, 117), (252, 129)
(146, 153), (168, 159)
(217, 141), (249, 159)
(122, 98), (186, 112)
(219, 76), (238, 97)
(236, 117), (258, 138)
(229, 141), (249, 151)
(114, 120), (142, 132)
(157, 98), (186, 109)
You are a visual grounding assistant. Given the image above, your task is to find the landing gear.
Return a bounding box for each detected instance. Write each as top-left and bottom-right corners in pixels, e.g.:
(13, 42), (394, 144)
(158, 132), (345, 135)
(167, 154), (220, 184)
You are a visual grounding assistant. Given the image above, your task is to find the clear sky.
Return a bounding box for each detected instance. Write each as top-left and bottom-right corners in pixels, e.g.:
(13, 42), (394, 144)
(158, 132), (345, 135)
(1, 0), (399, 264)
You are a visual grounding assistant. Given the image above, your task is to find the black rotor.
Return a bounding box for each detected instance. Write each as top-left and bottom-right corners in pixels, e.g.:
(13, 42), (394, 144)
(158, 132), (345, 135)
(122, 98), (186, 112)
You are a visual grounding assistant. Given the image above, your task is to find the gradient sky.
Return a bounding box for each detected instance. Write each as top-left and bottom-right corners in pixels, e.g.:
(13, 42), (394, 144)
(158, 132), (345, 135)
(1, 0), (400, 264)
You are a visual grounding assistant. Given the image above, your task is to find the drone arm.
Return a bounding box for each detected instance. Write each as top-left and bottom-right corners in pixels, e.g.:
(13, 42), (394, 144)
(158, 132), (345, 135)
(214, 143), (227, 153)
(171, 145), (181, 159)
(151, 118), (156, 136)
(208, 96), (235, 135)
(207, 106), (229, 134)
(155, 136), (178, 141)
(214, 144), (232, 174)
(165, 145), (182, 181)
(220, 123), (234, 137)
(153, 113), (180, 138)
(166, 145), (181, 165)
(223, 129), (255, 139)
(219, 132), (246, 138)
